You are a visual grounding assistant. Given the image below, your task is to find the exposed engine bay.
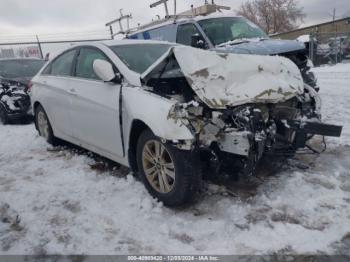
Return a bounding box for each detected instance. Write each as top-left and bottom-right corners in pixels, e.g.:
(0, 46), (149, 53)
(141, 46), (342, 176)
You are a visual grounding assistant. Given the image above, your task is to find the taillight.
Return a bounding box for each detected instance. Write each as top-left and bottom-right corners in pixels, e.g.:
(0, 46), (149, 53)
(27, 81), (33, 93)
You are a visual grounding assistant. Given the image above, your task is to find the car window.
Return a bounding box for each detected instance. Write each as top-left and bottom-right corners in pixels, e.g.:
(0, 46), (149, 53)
(50, 49), (76, 76)
(198, 17), (268, 46)
(110, 44), (171, 74)
(0, 60), (45, 79)
(42, 64), (51, 75)
(176, 23), (203, 46)
(76, 48), (109, 80)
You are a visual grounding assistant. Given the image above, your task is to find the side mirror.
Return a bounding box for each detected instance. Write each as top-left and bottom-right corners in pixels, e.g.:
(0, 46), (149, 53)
(93, 59), (122, 84)
(191, 34), (206, 49)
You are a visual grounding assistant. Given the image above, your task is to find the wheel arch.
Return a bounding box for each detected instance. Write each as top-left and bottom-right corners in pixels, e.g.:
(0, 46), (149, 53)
(33, 101), (42, 130)
(127, 119), (150, 172)
(33, 101), (41, 111)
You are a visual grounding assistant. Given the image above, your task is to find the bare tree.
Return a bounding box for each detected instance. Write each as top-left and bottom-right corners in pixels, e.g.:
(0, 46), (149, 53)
(237, 0), (306, 34)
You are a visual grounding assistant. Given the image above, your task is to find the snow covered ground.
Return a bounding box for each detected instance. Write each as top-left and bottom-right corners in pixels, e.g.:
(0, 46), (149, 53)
(0, 63), (350, 255)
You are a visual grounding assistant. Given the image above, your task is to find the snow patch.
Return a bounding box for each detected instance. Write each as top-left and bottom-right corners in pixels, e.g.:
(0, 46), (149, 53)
(0, 63), (349, 255)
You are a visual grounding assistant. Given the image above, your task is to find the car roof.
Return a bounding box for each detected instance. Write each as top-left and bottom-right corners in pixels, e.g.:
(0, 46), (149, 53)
(193, 13), (241, 22)
(44, 39), (175, 61)
(101, 39), (176, 47)
(128, 13), (241, 36)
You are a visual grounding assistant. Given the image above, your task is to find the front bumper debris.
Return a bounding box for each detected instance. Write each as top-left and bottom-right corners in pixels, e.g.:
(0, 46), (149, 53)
(285, 120), (343, 148)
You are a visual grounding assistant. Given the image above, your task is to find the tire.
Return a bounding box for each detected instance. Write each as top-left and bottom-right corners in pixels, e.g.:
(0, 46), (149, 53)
(136, 129), (200, 207)
(0, 104), (9, 125)
(35, 105), (57, 145)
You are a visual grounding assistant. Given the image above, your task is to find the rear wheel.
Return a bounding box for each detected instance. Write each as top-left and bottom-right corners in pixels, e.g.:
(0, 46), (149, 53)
(136, 129), (200, 206)
(35, 105), (57, 145)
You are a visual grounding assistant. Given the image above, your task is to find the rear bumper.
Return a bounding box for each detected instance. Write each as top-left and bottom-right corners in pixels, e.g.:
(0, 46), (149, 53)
(7, 111), (32, 121)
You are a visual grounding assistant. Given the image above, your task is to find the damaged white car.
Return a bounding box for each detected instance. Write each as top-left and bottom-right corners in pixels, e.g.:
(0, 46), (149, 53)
(31, 40), (342, 206)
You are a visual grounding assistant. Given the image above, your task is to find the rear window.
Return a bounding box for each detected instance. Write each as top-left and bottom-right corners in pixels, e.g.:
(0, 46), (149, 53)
(49, 49), (76, 77)
(110, 44), (171, 74)
(0, 59), (45, 79)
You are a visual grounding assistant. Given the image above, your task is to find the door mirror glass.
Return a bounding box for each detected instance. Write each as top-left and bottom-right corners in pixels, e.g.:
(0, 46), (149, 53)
(93, 59), (121, 83)
(191, 34), (206, 49)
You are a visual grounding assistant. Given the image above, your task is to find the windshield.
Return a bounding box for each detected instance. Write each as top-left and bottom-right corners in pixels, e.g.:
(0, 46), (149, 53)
(198, 17), (268, 46)
(0, 59), (45, 79)
(110, 44), (172, 74)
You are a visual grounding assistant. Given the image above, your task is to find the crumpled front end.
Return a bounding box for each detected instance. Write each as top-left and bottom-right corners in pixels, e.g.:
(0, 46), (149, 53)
(168, 87), (342, 175)
(215, 38), (320, 92)
(142, 46), (342, 176)
(172, 46), (305, 109)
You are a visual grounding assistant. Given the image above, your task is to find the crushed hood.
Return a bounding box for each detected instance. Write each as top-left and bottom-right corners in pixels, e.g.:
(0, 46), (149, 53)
(142, 46), (304, 109)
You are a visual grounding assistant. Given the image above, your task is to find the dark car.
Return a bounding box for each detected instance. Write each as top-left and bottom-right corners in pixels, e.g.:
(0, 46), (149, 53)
(128, 14), (319, 91)
(0, 58), (46, 124)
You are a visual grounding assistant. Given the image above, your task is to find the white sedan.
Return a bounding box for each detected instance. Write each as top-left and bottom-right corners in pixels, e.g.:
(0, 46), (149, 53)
(31, 40), (341, 206)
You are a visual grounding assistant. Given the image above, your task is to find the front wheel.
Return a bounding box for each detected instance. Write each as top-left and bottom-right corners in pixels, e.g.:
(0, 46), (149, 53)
(136, 129), (200, 206)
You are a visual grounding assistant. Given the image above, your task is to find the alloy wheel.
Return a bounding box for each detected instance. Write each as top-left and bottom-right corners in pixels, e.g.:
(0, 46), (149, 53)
(142, 140), (176, 194)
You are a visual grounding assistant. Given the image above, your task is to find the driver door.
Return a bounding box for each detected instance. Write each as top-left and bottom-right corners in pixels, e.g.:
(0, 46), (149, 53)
(69, 47), (124, 157)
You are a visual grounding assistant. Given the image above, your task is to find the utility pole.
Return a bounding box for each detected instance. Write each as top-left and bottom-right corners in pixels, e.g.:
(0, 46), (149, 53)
(36, 35), (44, 59)
(332, 8), (338, 64)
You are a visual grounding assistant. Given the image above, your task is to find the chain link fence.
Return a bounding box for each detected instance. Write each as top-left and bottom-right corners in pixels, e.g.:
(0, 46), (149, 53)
(0, 39), (112, 61)
(0, 43), (43, 59)
(0, 30), (112, 60)
(307, 31), (350, 66)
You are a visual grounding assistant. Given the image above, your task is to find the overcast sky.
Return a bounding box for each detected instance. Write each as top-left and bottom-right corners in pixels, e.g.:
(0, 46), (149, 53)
(0, 0), (349, 55)
(0, 0), (349, 37)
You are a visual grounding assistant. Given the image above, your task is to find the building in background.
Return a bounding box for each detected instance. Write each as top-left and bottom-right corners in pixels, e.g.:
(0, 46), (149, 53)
(0, 48), (15, 58)
(272, 17), (350, 40)
(0, 46), (41, 59)
(272, 17), (350, 65)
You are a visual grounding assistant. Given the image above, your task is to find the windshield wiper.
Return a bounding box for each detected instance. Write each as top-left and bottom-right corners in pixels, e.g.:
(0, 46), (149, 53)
(217, 37), (269, 47)
(217, 39), (250, 47)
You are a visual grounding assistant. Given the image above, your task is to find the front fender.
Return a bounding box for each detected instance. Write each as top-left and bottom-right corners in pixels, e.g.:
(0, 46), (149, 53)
(122, 86), (194, 142)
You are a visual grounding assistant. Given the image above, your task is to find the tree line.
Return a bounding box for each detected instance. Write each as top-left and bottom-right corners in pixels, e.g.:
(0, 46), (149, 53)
(237, 0), (306, 34)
